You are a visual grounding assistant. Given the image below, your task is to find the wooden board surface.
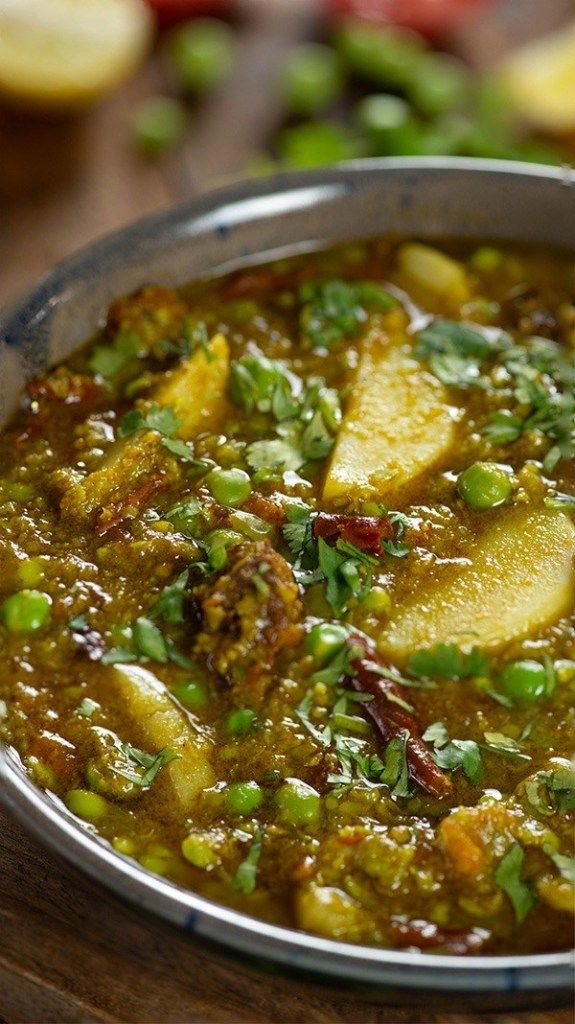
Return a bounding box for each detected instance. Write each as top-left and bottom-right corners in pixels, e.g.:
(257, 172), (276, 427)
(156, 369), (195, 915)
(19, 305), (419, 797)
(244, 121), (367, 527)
(0, 2), (573, 1020)
(0, 810), (572, 1024)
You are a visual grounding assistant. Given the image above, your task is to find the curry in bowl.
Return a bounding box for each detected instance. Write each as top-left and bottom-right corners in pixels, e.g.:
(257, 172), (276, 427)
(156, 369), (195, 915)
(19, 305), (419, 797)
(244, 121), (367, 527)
(1, 238), (573, 956)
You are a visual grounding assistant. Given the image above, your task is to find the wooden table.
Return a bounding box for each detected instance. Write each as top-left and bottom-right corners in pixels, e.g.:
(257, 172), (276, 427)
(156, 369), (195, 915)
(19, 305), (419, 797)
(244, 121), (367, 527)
(0, 2), (572, 1020)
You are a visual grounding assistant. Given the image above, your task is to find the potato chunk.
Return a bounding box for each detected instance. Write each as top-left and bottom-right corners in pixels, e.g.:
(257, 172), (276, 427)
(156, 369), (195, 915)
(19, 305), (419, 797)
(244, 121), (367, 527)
(323, 315), (455, 506)
(60, 334), (230, 528)
(153, 333), (230, 439)
(397, 242), (471, 309)
(384, 508), (575, 658)
(107, 664), (215, 815)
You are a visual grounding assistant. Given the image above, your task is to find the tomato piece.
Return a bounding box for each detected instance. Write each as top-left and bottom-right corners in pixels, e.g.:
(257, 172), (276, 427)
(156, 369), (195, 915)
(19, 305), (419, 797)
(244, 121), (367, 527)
(328, 0), (488, 42)
(147, 0), (233, 25)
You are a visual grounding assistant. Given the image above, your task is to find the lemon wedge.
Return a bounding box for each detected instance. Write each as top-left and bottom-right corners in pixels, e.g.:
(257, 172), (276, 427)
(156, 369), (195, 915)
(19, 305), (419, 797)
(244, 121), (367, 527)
(0, 0), (153, 110)
(500, 22), (575, 133)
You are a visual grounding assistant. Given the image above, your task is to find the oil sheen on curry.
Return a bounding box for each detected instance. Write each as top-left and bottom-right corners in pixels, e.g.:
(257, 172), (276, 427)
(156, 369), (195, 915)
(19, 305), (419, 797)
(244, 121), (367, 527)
(1, 238), (574, 956)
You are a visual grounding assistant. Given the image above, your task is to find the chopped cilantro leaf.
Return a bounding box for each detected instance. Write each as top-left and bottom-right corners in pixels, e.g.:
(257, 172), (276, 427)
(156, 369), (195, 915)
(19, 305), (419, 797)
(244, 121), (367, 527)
(230, 355), (298, 418)
(423, 721), (482, 783)
(542, 843), (575, 884)
(100, 646), (137, 665)
(300, 279), (395, 351)
(380, 733), (411, 798)
(118, 403), (180, 439)
(482, 732), (531, 762)
(89, 329), (141, 379)
(233, 828), (264, 894)
(150, 570), (189, 625)
(133, 617), (169, 663)
(161, 437), (197, 461)
(164, 498), (202, 535)
(68, 614), (88, 632)
(116, 743), (179, 789)
(494, 844), (537, 924)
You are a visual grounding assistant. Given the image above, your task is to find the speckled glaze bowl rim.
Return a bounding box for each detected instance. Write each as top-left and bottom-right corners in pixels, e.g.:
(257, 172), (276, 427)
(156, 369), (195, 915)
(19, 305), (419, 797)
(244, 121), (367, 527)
(0, 158), (573, 1002)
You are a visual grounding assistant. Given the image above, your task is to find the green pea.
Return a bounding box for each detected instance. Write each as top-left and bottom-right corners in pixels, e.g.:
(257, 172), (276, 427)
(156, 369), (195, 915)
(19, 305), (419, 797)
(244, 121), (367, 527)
(2, 589), (51, 632)
(458, 462), (513, 510)
(226, 708), (257, 736)
(132, 97), (187, 158)
(280, 44), (344, 117)
(166, 18), (234, 95)
(499, 660), (554, 703)
(406, 54), (471, 117)
(354, 94), (412, 152)
(277, 121), (358, 170)
(65, 788), (109, 821)
(17, 557), (45, 588)
(276, 778), (321, 828)
(361, 586), (391, 614)
(182, 833), (219, 868)
(205, 528), (244, 570)
(226, 781), (263, 816)
(172, 680), (207, 710)
(305, 622), (348, 668)
(334, 22), (425, 89)
(206, 468), (252, 507)
(470, 247), (504, 274)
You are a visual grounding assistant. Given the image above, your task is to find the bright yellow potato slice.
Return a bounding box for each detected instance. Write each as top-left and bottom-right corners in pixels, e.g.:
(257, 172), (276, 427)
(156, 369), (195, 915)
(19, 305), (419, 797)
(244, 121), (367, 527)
(384, 508), (575, 659)
(153, 333), (230, 439)
(397, 243), (471, 310)
(323, 315), (456, 506)
(109, 664), (215, 814)
(0, 0), (152, 111)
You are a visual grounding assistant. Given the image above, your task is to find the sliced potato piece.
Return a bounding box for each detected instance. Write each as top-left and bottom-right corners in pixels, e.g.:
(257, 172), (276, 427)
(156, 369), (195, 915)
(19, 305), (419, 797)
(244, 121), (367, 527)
(60, 430), (178, 527)
(397, 243), (471, 310)
(323, 314), (456, 506)
(384, 508), (575, 659)
(60, 334), (230, 527)
(107, 664), (215, 814)
(153, 333), (230, 439)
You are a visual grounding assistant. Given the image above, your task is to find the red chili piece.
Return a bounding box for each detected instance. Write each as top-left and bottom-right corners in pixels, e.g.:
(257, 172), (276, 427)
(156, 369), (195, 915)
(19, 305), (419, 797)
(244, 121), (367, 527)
(347, 632), (453, 799)
(313, 512), (394, 555)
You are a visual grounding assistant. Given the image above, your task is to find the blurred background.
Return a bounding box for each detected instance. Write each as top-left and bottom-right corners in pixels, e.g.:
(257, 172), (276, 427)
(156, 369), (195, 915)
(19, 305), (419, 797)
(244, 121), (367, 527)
(1, 0), (574, 308)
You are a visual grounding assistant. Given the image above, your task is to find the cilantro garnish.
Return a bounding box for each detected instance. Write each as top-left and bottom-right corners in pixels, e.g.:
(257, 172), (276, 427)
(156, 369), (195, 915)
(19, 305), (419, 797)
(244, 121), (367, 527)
(68, 614), (89, 633)
(149, 570), (189, 625)
(481, 732), (531, 762)
(230, 354), (298, 419)
(408, 643), (488, 681)
(542, 843), (575, 884)
(494, 844), (537, 924)
(115, 743), (179, 789)
(299, 279), (396, 351)
(233, 827), (264, 894)
(89, 329), (141, 379)
(422, 722), (482, 783)
(379, 732), (411, 798)
(164, 498), (203, 535)
(117, 403), (197, 462)
(415, 317), (575, 467)
(119, 403), (180, 439)
(184, 320), (215, 362)
(524, 765), (575, 816)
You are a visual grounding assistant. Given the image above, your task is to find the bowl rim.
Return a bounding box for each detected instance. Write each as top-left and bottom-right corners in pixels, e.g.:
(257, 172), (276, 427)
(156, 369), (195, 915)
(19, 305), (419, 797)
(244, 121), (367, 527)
(1, 157), (574, 996)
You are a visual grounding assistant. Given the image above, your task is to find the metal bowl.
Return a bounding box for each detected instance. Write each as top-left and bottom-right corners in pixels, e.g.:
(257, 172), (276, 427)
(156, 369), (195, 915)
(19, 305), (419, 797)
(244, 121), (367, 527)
(1, 159), (573, 1006)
